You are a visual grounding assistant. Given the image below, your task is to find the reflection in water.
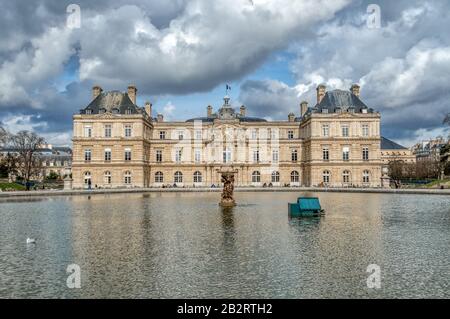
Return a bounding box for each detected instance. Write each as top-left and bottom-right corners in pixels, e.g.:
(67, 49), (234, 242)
(0, 192), (449, 298)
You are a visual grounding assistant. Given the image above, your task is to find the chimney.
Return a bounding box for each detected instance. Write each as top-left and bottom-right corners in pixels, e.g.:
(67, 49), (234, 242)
(350, 84), (360, 97)
(240, 105), (246, 117)
(288, 113), (295, 122)
(92, 85), (103, 99)
(127, 85), (137, 104)
(316, 84), (326, 104)
(300, 101), (308, 117)
(145, 101), (152, 117)
(157, 113), (164, 122)
(207, 105), (213, 117)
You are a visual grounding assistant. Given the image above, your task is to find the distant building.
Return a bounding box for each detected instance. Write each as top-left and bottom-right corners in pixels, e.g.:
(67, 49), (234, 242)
(412, 138), (447, 162)
(72, 84), (384, 189)
(380, 137), (416, 175)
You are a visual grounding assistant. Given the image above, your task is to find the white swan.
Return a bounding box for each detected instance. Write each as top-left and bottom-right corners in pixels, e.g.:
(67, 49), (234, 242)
(26, 238), (36, 244)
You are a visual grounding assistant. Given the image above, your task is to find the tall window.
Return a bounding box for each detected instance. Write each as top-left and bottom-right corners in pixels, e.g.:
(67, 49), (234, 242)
(194, 149), (201, 163)
(363, 147), (369, 161)
(104, 171), (112, 184)
(362, 124), (369, 137)
(322, 124), (329, 137)
(124, 148), (132, 161)
(156, 150), (162, 163)
(270, 129), (278, 140)
(291, 149), (298, 162)
(195, 130), (202, 140)
(223, 148), (231, 163)
(104, 148), (112, 161)
(322, 147), (329, 161)
(193, 171), (202, 183)
(288, 130), (294, 139)
(175, 149), (182, 163)
(174, 171), (183, 183)
(177, 130), (184, 140)
(272, 149), (279, 163)
(272, 171), (280, 183)
(85, 109), (92, 115)
(84, 125), (92, 138)
(363, 170), (370, 183)
(323, 170), (331, 184)
(124, 125), (132, 137)
(159, 131), (166, 140)
(253, 150), (260, 163)
(291, 171), (299, 183)
(124, 171), (132, 184)
(343, 146), (350, 161)
(252, 171), (261, 183)
(251, 129), (258, 140)
(342, 170), (350, 183)
(84, 172), (91, 185)
(341, 124), (349, 137)
(104, 124), (112, 137)
(84, 149), (92, 162)
(155, 172), (164, 183)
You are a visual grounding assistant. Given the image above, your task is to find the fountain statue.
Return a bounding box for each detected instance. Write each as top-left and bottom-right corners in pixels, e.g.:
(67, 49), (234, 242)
(218, 167), (237, 207)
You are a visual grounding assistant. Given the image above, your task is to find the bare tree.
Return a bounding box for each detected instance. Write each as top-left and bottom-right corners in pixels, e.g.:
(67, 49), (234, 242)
(0, 126), (8, 147)
(10, 131), (45, 189)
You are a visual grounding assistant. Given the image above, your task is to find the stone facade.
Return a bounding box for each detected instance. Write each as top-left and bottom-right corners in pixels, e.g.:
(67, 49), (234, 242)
(72, 84), (384, 189)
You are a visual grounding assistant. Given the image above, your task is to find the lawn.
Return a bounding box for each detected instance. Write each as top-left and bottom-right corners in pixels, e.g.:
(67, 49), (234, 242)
(0, 182), (26, 191)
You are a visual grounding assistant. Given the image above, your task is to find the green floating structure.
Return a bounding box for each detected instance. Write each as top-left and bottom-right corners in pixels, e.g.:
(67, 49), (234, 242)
(288, 197), (325, 217)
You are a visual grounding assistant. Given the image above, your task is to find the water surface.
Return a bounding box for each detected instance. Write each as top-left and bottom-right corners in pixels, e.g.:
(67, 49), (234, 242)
(0, 192), (449, 298)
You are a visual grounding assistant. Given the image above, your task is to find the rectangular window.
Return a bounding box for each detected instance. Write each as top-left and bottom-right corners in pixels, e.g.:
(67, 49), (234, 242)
(291, 149), (298, 162)
(363, 147), (369, 161)
(253, 150), (260, 163)
(124, 125), (132, 137)
(195, 130), (202, 140)
(104, 148), (111, 161)
(156, 150), (162, 163)
(84, 125), (92, 138)
(195, 149), (201, 163)
(362, 124), (369, 137)
(322, 124), (329, 137)
(322, 147), (329, 161)
(104, 124), (112, 138)
(251, 129), (258, 140)
(288, 130), (294, 139)
(84, 149), (91, 162)
(223, 149), (231, 163)
(177, 130), (184, 140)
(270, 129), (278, 140)
(342, 124), (349, 137)
(175, 149), (182, 163)
(159, 131), (166, 140)
(124, 148), (132, 161)
(272, 149), (279, 163)
(343, 146), (350, 161)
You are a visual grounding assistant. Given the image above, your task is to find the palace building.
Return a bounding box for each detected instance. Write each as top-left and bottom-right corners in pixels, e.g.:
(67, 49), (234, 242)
(72, 84), (385, 189)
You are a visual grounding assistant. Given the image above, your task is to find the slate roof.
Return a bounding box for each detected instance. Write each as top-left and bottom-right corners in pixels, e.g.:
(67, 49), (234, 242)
(312, 90), (374, 113)
(80, 91), (142, 115)
(381, 137), (408, 150)
(185, 115), (267, 123)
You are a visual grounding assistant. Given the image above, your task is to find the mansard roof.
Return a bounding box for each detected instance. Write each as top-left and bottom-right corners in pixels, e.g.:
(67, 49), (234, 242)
(80, 91), (142, 115)
(313, 90), (374, 114)
(381, 137), (408, 150)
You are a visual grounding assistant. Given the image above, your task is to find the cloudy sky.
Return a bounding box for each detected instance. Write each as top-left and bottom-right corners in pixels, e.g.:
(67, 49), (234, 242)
(0, 0), (449, 146)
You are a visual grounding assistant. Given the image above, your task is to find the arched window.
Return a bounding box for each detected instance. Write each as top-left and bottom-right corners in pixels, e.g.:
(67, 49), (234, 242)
(174, 171), (183, 183)
(124, 171), (132, 184)
(271, 171), (280, 183)
(363, 170), (370, 183)
(252, 171), (261, 183)
(193, 171), (202, 183)
(104, 171), (112, 184)
(323, 170), (331, 184)
(84, 171), (91, 185)
(155, 171), (164, 183)
(342, 170), (350, 183)
(291, 171), (299, 183)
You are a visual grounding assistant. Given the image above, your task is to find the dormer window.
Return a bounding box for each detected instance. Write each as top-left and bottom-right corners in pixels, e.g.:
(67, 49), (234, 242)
(99, 108), (106, 114)
(362, 109), (368, 114)
(322, 109), (328, 114)
(125, 109), (132, 115)
(85, 109), (92, 115)
(112, 108), (120, 114)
